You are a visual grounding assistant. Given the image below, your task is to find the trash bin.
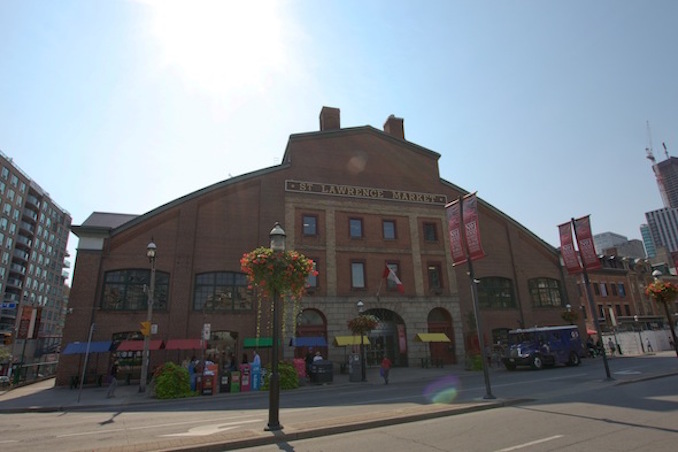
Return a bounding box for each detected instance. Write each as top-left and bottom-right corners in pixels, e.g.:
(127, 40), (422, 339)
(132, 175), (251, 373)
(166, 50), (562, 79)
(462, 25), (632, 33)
(349, 353), (362, 382)
(220, 373), (230, 393)
(309, 360), (333, 384)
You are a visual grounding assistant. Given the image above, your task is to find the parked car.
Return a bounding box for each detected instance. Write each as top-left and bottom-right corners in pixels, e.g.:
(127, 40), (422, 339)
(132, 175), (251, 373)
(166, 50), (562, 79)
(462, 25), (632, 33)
(502, 325), (583, 370)
(0, 375), (10, 387)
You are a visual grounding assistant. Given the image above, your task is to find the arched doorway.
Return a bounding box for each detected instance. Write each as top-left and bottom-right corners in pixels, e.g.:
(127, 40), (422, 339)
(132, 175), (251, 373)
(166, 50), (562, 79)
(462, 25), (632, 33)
(295, 309), (328, 359)
(364, 308), (407, 367)
(427, 308), (456, 364)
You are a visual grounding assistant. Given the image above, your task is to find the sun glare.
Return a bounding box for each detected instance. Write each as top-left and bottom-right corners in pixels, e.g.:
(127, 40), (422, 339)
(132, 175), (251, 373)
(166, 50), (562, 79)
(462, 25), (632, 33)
(140, 0), (290, 96)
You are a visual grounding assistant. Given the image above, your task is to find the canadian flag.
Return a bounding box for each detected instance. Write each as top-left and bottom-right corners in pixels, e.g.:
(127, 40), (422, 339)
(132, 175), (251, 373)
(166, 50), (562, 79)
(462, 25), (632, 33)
(383, 266), (404, 293)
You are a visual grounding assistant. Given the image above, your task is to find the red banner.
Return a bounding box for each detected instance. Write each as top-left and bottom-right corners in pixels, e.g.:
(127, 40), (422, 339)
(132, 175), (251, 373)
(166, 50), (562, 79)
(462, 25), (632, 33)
(558, 222), (582, 274)
(574, 216), (601, 270)
(462, 193), (486, 262)
(445, 198), (466, 265)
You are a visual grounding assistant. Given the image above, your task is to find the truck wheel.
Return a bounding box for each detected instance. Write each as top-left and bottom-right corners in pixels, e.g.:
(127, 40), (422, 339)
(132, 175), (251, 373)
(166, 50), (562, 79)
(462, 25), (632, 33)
(530, 355), (543, 370)
(568, 352), (581, 366)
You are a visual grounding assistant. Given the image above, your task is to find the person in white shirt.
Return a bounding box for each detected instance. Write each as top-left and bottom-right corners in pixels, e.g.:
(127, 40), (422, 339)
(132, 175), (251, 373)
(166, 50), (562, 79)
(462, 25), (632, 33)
(252, 350), (261, 366)
(313, 351), (323, 362)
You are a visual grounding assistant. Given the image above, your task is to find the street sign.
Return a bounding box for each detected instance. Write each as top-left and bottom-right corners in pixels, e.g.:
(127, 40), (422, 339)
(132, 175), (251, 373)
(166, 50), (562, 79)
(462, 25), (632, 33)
(1, 302), (16, 309)
(202, 323), (211, 340)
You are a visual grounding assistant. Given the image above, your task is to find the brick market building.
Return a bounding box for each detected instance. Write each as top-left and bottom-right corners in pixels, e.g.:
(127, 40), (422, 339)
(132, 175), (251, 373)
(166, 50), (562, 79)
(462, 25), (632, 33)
(56, 107), (578, 386)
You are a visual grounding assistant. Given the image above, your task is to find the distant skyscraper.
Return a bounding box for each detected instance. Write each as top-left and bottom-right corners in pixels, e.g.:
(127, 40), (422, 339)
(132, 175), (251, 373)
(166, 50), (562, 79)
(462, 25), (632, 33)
(653, 156), (678, 208)
(645, 208), (678, 253)
(594, 232), (646, 259)
(593, 232), (628, 254)
(640, 224), (657, 258)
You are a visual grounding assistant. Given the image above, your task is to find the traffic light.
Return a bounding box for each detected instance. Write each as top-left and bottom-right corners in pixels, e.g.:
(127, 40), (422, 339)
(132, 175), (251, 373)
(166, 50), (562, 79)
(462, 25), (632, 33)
(3, 333), (12, 345)
(140, 321), (151, 337)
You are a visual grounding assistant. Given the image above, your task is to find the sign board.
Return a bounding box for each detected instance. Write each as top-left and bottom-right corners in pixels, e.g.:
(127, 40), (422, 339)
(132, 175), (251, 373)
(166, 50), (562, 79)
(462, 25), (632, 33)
(1, 302), (16, 309)
(202, 323), (211, 340)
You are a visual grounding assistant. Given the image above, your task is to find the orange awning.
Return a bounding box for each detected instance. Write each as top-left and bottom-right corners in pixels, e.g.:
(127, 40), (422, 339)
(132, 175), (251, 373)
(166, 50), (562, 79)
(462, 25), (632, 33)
(116, 339), (164, 352)
(165, 339), (206, 350)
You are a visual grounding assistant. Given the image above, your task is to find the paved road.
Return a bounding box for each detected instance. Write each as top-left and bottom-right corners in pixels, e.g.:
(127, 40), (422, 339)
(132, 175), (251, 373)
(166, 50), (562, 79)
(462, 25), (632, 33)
(0, 352), (676, 451)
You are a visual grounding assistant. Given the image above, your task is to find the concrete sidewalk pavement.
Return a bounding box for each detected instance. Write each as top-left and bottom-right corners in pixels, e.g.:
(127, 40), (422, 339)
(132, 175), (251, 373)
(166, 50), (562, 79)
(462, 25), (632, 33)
(0, 363), (482, 413)
(0, 364), (518, 451)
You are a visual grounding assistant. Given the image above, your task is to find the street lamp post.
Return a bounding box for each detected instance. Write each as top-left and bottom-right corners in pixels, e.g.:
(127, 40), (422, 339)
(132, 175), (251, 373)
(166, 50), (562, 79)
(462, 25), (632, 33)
(139, 240), (156, 393)
(267, 222), (286, 431)
(651, 270), (678, 358)
(356, 300), (366, 382)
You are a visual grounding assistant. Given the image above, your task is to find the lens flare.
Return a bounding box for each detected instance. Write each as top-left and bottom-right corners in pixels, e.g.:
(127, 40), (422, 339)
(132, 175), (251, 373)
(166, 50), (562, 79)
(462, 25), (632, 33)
(423, 375), (461, 404)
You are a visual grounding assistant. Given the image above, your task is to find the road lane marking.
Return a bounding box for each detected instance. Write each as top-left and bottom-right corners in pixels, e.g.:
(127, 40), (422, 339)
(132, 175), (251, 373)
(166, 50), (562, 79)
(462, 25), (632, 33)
(495, 435), (563, 451)
(57, 418), (262, 438)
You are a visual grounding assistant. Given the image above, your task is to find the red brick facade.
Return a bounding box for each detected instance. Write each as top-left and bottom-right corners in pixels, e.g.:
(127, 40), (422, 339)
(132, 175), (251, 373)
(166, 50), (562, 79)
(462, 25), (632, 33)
(56, 107), (579, 385)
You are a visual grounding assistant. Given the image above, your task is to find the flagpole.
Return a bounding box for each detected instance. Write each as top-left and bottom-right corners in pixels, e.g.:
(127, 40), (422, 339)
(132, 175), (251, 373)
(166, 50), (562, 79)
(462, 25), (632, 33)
(461, 195), (494, 399)
(571, 217), (613, 381)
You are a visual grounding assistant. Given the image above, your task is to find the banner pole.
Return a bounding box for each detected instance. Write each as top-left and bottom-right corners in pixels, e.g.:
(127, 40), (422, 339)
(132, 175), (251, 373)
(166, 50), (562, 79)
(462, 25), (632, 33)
(462, 195), (494, 399)
(572, 217), (613, 380)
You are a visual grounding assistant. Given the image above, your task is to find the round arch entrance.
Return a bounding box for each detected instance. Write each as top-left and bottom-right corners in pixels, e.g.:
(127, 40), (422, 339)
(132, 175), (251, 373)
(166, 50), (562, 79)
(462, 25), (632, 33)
(294, 308), (328, 359)
(427, 308), (456, 364)
(364, 308), (407, 367)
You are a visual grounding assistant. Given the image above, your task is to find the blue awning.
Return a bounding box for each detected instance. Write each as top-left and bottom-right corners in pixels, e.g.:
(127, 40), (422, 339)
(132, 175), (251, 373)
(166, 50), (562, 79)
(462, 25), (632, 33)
(62, 341), (113, 355)
(289, 337), (327, 347)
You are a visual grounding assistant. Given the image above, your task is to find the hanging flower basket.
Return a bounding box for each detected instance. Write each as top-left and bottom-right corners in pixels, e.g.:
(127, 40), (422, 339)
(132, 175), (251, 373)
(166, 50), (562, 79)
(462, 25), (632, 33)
(347, 315), (379, 334)
(645, 280), (678, 304)
(240, 246), (317, 301)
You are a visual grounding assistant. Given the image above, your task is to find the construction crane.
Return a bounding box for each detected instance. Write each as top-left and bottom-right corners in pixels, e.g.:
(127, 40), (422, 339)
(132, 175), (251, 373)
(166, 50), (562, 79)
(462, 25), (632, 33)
(646, 121), (670, 207)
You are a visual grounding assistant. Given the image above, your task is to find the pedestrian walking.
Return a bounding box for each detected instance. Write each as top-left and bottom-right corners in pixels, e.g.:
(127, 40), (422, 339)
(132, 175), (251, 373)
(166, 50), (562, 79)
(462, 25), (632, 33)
(380, 356), (392, 385)
(106, 361), (118, 398)
(607, 338), (616, 357)
(646, 338), (653, 352)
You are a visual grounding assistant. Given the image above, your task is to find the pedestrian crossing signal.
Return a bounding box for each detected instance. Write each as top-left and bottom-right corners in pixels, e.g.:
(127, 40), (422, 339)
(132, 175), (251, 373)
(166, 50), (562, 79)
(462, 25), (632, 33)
(140, 321), (151, 337)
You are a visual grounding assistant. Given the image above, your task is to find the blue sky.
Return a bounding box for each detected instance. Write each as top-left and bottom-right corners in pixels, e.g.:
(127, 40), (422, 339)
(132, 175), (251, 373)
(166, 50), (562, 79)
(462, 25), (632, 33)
(2, 1), (677, 279)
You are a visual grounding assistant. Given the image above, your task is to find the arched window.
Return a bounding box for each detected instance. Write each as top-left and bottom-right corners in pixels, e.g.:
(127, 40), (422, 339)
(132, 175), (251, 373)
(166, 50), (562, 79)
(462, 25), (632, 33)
(528, 277), (563, 307)
(193, 272), (251, 312)
(101, 269), (169, 311)
(477, 277), (515, 309)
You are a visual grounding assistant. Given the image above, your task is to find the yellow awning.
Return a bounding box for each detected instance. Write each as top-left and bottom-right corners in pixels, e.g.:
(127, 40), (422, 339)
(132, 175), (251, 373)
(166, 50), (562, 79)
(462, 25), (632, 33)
(414, 333), (451, 343)
(333, 336), (371, 346)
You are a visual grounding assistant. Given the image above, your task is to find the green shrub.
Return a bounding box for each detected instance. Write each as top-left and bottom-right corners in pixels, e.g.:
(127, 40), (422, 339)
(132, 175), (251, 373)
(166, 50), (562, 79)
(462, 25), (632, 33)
(153, 362), (194, 399)
(465, 354), (484, 371)
(261, 361), (299, 391)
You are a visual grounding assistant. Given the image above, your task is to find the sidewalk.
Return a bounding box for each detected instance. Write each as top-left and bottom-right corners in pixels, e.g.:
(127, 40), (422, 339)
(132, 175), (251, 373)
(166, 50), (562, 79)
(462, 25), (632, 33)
(0, 363), (479, 413)
(0, 364), (516, 451)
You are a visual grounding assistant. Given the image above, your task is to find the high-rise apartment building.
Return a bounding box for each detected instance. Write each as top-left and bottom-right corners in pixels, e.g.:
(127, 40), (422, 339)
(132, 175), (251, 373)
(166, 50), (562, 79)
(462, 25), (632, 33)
(0, 150), (71, 377)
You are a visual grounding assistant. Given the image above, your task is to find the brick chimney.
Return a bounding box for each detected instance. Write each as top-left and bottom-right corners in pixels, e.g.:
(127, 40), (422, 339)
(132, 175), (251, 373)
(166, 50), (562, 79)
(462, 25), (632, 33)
(319, 106), (340, 131)
(383, 114), (404, 140)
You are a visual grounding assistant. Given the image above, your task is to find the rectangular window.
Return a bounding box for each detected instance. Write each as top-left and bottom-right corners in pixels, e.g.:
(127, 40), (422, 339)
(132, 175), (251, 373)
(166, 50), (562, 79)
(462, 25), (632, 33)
(593, 283), (600, 296)
(349, 218), (363, 238)
(303, 215), (317, 236)
(615, 304), (622, 316)
(382, 220), (396, 240)
(598, 304), (605, 318)
(423, 222), (438, 242)
(611, 283), (618, 296)
(427, 263), (442, 291)
(351, 261), (366, 289)
(600, 283), (608, 297)
(624, 305), (631, 316)
(618, 283), (626, 297)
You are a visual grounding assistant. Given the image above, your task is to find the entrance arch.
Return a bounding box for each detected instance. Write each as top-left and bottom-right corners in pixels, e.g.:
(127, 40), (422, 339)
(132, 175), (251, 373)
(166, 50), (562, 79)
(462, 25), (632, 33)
(427, 308), (456, 364)
(294, 308), (328, 359)
(364, 308), (407, 367)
